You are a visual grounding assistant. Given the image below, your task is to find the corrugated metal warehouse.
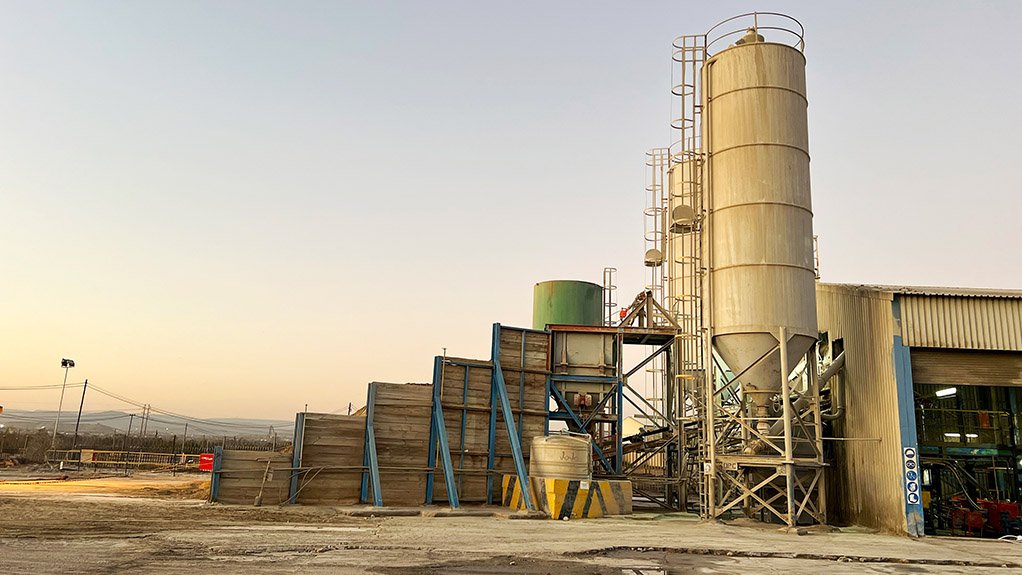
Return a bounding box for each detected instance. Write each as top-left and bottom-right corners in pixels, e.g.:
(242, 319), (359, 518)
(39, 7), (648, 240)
(817, 283), (1022, 535)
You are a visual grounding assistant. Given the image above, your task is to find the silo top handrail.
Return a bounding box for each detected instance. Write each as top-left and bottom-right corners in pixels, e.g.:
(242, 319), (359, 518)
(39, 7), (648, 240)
(674, 12), (805, 57)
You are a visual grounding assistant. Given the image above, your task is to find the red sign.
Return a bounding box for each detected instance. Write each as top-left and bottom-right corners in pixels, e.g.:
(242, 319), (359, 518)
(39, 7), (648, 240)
(199, 453), (215, 472)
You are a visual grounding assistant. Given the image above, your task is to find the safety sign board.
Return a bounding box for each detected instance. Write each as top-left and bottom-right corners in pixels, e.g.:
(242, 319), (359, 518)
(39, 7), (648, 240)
(902, 447), (920, 505)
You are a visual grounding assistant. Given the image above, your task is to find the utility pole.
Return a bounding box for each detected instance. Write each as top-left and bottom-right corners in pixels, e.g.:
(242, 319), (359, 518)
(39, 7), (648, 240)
(125, 414), (134, 452)
(71, 379), (88, 453)
(140, 404), (150, 436)
(124, 414), (135, 475)
(51, 358), (75, 451)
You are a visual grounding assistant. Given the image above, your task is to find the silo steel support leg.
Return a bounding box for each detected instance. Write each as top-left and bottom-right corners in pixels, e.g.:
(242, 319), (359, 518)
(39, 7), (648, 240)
(779, 327), (795, 527)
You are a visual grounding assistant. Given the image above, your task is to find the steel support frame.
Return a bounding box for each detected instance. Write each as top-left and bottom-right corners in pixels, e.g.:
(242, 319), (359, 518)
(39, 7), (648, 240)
(544, 327), (687, 499)
(548, 379), (617, 474)
(622, 335), (683, 508)
(705, 328), (826, 527)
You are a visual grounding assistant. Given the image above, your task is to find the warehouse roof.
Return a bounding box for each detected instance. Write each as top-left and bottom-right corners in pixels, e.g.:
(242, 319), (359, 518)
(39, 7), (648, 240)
(819, 282), (1022, 351)
(819, 283), (1022, 299)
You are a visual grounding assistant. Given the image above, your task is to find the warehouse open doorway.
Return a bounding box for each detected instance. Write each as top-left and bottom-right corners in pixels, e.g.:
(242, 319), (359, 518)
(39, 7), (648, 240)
(912, 348), (1022, 537)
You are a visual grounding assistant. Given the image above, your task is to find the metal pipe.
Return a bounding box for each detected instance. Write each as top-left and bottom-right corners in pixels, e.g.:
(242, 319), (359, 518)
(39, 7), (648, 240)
(746, 351), (846, 454)
(772, 350), (845, 432)
(820, 351), (846, 421)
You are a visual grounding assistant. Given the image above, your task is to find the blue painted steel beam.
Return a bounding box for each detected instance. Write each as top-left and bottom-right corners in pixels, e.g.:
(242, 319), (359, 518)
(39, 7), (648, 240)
(549, 374), (619, 383)
(581, 387), (616, 428)
(892, 296), (924, 537)
(425, 356), (442, 504)
(491, 323), (535, 511)
(432, 399), (461, 508)
(425, 356), (461, 508)
(360, 383), (383, 507)
(287, 411), (306, 504)
(548, 384), (615, 474)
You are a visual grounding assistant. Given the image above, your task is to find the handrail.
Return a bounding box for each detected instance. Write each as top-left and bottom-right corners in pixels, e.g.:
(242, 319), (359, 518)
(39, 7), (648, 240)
(673, 12), (805, 58)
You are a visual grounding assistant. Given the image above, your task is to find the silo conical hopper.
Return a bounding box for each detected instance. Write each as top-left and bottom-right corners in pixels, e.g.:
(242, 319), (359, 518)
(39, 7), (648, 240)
(704, 34), (817, 434)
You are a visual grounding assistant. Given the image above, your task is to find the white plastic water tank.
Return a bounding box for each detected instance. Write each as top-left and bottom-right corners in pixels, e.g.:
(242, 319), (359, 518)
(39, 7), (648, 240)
(529, 433), (592, 480)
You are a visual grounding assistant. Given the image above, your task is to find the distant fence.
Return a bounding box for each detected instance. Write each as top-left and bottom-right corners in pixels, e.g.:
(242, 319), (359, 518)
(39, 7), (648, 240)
(46, 449), (209, 472)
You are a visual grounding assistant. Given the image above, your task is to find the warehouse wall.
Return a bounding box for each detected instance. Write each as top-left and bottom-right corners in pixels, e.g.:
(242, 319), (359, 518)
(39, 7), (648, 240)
(817, 284), (907, 533)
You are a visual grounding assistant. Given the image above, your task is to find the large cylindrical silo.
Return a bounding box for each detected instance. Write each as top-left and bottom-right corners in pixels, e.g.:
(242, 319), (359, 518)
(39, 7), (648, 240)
(704, 36), (817, 430)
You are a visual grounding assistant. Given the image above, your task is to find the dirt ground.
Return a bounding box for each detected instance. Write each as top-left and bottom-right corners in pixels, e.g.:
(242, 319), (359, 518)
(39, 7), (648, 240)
(2, 474), (1022, 574)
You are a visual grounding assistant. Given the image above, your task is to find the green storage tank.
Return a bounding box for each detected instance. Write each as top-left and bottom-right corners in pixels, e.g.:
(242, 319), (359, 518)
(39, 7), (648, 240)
(532, 280), (604, 330)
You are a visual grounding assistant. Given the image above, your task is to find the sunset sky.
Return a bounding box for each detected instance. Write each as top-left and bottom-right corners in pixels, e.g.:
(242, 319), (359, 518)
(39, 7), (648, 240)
(2, 1), (1020, 420)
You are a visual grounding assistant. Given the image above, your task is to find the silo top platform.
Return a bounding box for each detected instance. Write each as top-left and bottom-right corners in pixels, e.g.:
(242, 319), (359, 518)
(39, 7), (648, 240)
(544, 324), (678, 346)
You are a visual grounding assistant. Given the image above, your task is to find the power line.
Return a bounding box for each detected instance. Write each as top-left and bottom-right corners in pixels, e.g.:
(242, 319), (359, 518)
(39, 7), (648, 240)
(0, 382), (87, 391)
(87, 383), (293, 432)
(0, 412), (133, 423)
(1, 379), (293, 433)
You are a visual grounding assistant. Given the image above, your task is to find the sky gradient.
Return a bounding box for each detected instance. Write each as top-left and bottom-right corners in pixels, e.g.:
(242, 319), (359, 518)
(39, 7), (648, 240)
(2, 1), (1021, 419)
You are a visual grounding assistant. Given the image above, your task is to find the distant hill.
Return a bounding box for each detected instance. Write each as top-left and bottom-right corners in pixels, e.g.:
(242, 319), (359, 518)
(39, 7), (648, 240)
(0, 409), (293, 438)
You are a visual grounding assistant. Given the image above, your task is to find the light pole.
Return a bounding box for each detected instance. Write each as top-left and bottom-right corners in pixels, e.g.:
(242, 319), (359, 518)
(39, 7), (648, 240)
(51, 358), (75, 451)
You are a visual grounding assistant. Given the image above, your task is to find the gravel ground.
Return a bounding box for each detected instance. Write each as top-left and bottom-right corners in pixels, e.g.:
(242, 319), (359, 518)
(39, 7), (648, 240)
(2, 474), (1021, 574)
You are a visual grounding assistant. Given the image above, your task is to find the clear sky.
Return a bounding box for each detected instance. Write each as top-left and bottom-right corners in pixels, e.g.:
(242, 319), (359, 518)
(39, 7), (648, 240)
(2, 1), (1020, 420)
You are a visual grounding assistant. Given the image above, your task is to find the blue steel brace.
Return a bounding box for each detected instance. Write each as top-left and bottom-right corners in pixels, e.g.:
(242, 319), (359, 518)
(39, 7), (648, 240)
(209, 445), (223, 502)
(892, 296), (925, 537)
(491, 323), (536, 511)
(287, 412), (306, 504)
(425, 357), (441, 504)
(425, 356), (461, 508)
(432, 396), (461, 508)
(359, 383), (383, 507)
(548, 383), (615, 474)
